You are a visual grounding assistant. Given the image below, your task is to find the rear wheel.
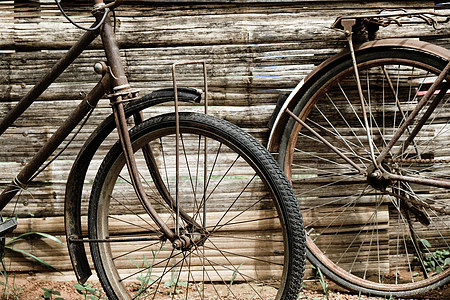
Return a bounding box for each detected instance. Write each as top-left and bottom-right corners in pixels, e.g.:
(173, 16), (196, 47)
(279, 47), (450, 297)
(90, 112), (305, 299)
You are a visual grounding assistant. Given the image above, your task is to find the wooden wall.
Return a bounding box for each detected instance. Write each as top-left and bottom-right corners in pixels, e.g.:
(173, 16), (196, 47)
(0, 0), (449, 277)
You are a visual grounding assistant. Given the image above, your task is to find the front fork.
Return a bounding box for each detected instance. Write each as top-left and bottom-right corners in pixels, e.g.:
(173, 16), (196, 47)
(110, 94), (187, 247)
(99, 10), (190, 249)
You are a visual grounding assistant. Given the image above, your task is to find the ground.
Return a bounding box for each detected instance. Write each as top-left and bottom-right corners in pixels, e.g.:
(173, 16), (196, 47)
(0, 275), (448, 299)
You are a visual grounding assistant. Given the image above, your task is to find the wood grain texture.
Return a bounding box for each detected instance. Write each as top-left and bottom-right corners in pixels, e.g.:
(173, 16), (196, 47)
(1, 0), (449, 274)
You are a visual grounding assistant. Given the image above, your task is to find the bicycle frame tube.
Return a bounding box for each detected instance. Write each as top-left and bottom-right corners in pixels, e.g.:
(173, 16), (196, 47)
(0, 26), (102, 211)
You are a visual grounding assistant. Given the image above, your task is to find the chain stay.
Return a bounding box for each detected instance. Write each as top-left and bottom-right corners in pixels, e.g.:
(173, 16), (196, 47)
(381, 157), (450, 215)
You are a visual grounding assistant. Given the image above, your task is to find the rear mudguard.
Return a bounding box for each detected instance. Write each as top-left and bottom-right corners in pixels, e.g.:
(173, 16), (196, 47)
(64, 87), (202, 283)
(267, 38), (450, 152)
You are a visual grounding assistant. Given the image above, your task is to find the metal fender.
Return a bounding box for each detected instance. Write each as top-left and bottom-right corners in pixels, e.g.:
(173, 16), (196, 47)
(267, 38), (450, 152)
(64, 88), (202, 283)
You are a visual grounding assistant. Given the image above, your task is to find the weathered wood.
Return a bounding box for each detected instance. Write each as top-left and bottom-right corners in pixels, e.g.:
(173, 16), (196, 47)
(1, 0), (449, 278)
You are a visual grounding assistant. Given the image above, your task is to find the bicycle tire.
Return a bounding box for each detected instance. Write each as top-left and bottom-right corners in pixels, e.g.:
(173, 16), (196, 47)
(89, 112), (305, 299)
(278, 46), (450, 297)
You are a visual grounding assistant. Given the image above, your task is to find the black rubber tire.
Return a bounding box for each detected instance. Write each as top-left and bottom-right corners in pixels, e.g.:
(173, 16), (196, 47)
(278, 46), (450, 297)
(89, 112), (305, 299)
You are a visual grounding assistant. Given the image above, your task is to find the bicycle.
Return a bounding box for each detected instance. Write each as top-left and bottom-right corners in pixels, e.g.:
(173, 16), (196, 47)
(0, 1), (306, 299)
(268, 9), (450, 298)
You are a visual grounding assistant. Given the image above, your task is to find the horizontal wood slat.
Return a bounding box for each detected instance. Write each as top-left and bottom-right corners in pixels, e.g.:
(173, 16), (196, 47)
(1, 0), (449, 277)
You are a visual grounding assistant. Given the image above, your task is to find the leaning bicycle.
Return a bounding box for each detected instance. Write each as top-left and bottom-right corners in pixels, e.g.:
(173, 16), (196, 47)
(0, 1), (306, 299)
(269, 10), (450, 298)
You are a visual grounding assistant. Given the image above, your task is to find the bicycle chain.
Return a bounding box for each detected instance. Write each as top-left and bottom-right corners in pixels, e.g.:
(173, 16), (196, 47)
(385, 158), (450, 164)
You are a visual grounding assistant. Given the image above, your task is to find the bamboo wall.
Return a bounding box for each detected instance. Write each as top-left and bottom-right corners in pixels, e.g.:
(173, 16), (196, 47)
(0, 0), (449, 277)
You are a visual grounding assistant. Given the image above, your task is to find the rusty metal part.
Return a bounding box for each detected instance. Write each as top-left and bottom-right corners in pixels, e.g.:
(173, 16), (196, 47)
(98, 8), (179, 243)
(344, 27), (379, 168)
(99, 12), (129, 93)
(386, 158), (450, 164)
(399, 81), (450, 156)
(94, 61), (108, 74)
(385, 172), (450, 189)
(110, 94), (177, 242)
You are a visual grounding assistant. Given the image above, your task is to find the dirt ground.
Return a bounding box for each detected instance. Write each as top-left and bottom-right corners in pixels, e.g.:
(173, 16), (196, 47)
(0, 275), (449, 299)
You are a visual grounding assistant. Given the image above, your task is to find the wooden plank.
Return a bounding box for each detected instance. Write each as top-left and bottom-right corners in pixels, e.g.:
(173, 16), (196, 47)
(1, 1), (448, 278)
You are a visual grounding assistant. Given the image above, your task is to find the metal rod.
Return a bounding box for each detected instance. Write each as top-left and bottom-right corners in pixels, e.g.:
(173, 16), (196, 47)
(70, 236), (162, 243)
(171, 65), (181, 237)
(398, 81), (450, 157)
(0, 75), (108, 211)
(100, 11), (177, 243)
(110, 98), (176, 242)
(386, 173), (450, 189)
(0, 28), (100, 137)
(345, 31), (378, 168)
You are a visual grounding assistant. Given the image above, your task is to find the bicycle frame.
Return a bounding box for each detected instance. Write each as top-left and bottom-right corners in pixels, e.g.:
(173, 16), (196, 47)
(0, 0), (183, 248)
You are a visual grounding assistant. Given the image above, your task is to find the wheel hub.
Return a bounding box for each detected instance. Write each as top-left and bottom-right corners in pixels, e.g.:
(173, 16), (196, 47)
(172, 230), (209, 251)
(367, 165), (392, 191)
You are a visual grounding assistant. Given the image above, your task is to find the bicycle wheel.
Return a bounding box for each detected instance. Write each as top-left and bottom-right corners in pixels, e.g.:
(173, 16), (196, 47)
(278, 46), (450, 297)
(89, 112), (305, 299)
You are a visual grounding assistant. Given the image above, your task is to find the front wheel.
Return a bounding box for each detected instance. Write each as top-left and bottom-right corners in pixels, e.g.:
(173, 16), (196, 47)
(89, 112), (305, 299)
(278, 46), (450, 297)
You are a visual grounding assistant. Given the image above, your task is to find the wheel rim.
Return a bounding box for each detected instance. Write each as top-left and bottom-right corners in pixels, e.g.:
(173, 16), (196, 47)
(91, 120), (291, 299)
(284, 56), (450, 293)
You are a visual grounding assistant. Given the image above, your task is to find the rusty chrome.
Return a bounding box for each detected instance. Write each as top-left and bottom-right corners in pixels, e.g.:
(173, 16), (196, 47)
(94, 61), (108, 74)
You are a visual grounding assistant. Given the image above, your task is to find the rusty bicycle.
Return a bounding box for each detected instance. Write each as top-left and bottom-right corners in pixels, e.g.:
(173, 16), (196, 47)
(0, 1), (306, 299)
(268, 8), (450, 298)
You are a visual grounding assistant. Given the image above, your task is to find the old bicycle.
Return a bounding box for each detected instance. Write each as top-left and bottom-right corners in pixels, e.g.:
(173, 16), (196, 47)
(0, 1), (306, 299)
(268, 9), (450, 298)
